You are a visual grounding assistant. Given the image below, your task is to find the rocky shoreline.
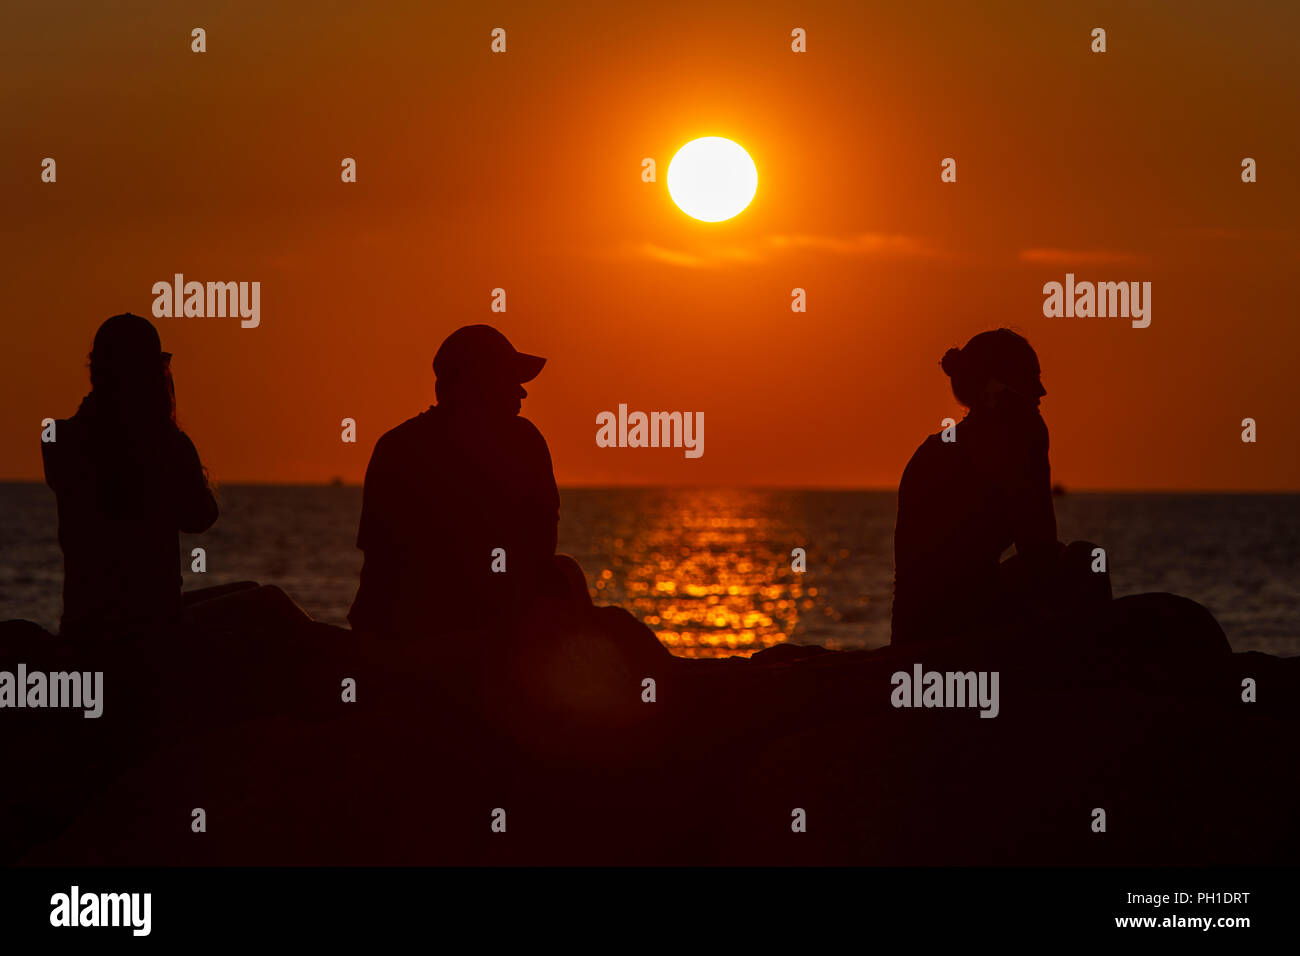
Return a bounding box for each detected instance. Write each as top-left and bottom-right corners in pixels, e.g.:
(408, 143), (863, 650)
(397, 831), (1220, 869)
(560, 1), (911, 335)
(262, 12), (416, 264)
(3, 587), (1297, 865)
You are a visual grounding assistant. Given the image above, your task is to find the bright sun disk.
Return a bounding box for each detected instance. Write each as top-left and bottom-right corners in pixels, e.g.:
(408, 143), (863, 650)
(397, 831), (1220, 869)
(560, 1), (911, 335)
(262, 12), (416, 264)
(666, 137), (758, 222)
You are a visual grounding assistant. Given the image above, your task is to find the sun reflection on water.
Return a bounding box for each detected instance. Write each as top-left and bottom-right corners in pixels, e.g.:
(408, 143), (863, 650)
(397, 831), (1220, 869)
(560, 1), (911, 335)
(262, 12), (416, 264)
(559, 488), (893, 659)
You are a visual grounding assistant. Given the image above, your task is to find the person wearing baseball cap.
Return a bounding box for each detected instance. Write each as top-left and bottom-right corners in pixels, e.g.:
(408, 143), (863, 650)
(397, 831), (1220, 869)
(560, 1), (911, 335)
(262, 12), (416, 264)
(432, 324), (546, 401)
(349, 325), (589, 639)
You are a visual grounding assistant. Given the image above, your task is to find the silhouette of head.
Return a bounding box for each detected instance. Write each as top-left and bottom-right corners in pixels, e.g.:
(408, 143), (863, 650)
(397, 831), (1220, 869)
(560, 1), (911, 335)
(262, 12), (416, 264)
(941, 329), (1045, 411)
(433, 325), (545, 417)
(80, 314), (182, 513)
(88, 313), (175, 425)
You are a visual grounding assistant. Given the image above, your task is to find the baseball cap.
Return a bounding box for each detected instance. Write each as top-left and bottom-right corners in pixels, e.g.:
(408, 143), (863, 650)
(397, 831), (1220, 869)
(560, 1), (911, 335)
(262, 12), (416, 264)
(432, 325), (546, 384)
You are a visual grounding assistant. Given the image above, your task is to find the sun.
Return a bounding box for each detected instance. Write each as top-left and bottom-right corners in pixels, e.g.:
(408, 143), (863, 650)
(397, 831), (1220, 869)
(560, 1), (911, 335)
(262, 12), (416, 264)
(666, 137), (758, 223)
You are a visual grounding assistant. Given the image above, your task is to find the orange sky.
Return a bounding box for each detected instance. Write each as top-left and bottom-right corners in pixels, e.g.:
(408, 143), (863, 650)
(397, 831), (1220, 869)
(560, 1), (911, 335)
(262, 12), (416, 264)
(2, 0), (1297, 489)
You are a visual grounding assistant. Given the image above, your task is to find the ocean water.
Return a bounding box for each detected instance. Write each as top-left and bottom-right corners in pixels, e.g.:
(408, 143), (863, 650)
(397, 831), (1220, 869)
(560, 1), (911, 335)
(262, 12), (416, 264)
(2, 483), (1297, 658)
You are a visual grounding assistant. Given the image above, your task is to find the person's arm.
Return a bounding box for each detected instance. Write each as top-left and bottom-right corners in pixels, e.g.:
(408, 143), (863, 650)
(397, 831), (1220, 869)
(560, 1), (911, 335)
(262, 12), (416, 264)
(172, 431), (218, 534)
(349, 431), (407, 633)
(41, 424), (64, 492)
(514, 419), (560, 587)
(1008, 410), (1058, 565)
(356, 432), (402, 556)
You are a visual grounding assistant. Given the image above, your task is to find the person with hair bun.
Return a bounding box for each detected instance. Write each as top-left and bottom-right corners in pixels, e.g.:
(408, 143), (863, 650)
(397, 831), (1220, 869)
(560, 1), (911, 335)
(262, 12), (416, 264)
(891, 329), (1109, 644)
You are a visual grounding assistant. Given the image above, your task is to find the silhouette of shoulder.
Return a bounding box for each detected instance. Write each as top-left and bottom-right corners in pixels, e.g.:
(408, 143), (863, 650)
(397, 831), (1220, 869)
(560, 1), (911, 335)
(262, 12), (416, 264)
(373, 407), (436, 448)
(901, 412), (1048, 491)
(511, 415), (551, 455)
(39, 415), (109, 483)
(41, 414), (216, 541)
(900, 431), (963, 489)
(369, 407), (551, 458)
(39, 418), (76, 483)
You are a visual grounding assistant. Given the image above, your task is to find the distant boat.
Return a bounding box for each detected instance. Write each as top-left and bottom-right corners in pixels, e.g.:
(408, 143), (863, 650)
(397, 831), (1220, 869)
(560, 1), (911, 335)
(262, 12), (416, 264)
(328, 476), (345, 488)
(1052, 483), (1067, 497)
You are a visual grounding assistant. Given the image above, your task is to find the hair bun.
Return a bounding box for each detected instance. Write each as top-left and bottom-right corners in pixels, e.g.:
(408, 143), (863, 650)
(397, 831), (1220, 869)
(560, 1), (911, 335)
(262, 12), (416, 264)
(940, 347), (963, 378)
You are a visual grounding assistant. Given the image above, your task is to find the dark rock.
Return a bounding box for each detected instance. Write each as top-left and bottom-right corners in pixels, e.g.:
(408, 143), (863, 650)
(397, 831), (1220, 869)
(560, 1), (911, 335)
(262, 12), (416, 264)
(3, 589), (1296, 865)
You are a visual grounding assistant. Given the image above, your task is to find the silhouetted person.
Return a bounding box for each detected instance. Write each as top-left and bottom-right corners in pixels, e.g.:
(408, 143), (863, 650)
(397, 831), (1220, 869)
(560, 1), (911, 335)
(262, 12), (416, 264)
(349, 325), (590, 639)
(891, 329), (1110, 645)
(43, 314), (218, 638)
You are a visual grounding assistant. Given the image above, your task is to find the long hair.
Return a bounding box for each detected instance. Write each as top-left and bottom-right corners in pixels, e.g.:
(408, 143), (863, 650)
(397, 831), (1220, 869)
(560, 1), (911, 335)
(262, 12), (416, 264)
(75, 314), (183, 516)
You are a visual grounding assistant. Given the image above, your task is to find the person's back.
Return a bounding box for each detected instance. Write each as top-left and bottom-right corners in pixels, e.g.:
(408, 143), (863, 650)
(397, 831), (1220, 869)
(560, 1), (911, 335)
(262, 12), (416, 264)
(349, 403), (560, 637)
(893, 403), (1054, 643)
(348, 324), (574, 639)
(892, 330), (1059, 644)
(43, 314), (218, 638)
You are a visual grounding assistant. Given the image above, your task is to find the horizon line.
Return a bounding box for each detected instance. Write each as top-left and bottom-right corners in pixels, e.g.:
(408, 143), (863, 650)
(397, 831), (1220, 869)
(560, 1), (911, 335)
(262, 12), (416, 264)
(2, 478), (1298, 495)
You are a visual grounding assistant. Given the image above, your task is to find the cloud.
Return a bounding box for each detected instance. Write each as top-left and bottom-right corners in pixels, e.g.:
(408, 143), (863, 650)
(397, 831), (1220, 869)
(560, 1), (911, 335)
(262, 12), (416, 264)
(1018, 247), (1146, 265)
(766, 233), (934, 257)
(632, 232), (935, 268)
(640, 244), (709, 267)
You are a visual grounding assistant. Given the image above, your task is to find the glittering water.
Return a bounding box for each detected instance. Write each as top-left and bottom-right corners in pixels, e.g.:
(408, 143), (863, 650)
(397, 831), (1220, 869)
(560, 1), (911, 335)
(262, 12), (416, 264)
(2, 484), (1297, 658)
